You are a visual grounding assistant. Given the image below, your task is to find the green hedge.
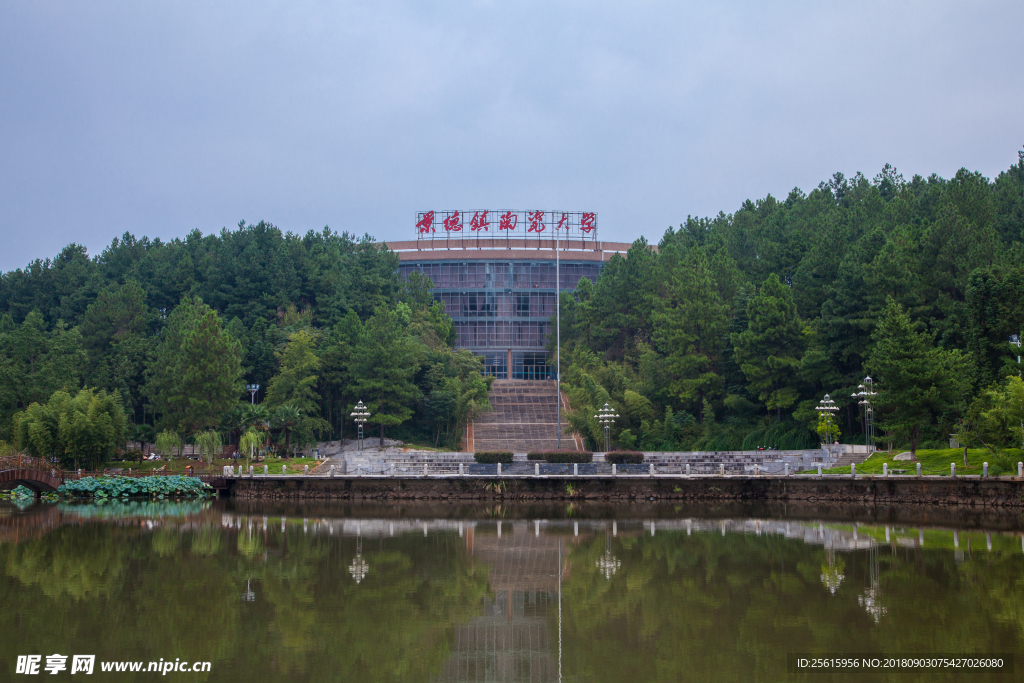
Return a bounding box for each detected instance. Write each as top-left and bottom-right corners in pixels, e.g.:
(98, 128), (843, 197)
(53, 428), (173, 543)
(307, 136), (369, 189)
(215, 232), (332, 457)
(606, 451), (644, 464)
(473, 451), (514, 464)
(527, 451), (593, 464)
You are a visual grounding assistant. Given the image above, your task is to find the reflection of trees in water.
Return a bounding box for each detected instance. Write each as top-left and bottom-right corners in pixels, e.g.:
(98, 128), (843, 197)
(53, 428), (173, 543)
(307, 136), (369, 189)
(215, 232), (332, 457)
(0, 511), (1022, 682)
(2, 525), (127, 600)
(556, 525), (1024, 683)
(0, 513), (491, 683)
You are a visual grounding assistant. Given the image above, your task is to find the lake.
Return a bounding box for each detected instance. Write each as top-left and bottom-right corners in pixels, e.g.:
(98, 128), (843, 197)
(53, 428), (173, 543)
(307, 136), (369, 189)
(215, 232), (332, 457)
(1, 499), (1022, 681)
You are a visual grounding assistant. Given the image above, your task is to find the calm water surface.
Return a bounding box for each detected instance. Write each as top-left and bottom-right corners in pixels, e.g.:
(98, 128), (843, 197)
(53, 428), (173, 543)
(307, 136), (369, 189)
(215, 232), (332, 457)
(1, 500), (1022, 682)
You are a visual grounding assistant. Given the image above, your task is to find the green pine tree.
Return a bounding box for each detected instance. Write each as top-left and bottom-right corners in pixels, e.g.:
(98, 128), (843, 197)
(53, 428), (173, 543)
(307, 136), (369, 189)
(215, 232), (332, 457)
(731, 273), (804, 421)
(350, 304), (424, 445)
(266, 329), (328, 451)
(146, 297), (243, 437)
(867, 298), (971, 458)
(655, 248), (730, 417)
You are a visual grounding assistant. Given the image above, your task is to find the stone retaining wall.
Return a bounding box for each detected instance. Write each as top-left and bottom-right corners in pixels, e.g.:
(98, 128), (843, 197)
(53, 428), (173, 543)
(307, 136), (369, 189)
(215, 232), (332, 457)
(229, 476), (1024, 508)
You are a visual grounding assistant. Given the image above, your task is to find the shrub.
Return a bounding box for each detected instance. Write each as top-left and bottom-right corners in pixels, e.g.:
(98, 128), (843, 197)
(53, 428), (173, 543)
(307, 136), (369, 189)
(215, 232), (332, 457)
(58, 475), (212, 499)
(606, 451), (644, 464)
(473, 451), (513, 464)
(527, 451), (593, 464)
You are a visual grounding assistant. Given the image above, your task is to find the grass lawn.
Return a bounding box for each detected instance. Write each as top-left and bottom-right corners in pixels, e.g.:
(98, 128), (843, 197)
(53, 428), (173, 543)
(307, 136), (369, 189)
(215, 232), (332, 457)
(816, 447), (1024, 476)
(814, 523), (1022, 551)
(102, 455), (327, 475)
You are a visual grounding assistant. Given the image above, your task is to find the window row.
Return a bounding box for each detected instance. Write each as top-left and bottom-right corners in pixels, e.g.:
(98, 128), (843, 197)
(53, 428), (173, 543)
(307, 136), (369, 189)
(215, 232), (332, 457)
(454, 321), (550, 349)
(398, 261), (601, 289)
(436, 292), (556, 319)
(476, 351), (552, 379)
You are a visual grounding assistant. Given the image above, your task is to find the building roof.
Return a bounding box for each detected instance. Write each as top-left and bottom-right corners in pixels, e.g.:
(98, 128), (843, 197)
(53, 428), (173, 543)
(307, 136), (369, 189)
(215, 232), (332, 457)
(386, 237), (642, 262)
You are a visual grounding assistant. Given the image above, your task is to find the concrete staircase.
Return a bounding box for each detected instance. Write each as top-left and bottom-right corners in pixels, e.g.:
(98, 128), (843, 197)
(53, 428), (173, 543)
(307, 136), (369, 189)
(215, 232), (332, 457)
(832, 449), (874, 469)
(472, 380), (577, 453)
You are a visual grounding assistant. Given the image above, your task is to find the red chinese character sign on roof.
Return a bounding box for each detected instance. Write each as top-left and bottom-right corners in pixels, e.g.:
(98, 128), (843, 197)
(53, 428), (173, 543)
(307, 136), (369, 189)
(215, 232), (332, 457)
(415, 211), (435, 233)
(498, 211), (518, 231)
(442, 211), (462, 232)
(470, 211), (490, 231)
(581, 212), (596, 233)
(527, 211), (545, 232)
(415, 211), (596, 240)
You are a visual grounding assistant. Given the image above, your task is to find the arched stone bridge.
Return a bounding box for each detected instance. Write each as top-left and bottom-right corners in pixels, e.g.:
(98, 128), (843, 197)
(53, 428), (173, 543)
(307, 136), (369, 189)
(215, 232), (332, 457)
(0, 455), (64, 495)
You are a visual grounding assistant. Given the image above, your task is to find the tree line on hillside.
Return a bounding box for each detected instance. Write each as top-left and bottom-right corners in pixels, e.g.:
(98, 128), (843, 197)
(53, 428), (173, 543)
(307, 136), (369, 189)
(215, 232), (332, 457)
(0, 225), (490, 468)
(3, 151), (1024, 465)
(559, 150), (1024, 460)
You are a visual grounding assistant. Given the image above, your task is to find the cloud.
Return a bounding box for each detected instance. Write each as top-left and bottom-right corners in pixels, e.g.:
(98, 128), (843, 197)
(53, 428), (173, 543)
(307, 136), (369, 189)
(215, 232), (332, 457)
(1, 0), (1022, 270)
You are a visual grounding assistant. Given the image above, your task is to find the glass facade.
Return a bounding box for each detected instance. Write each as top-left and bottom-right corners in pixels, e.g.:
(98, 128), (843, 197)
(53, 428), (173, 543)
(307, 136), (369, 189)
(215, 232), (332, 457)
(398, 259), (603, 378)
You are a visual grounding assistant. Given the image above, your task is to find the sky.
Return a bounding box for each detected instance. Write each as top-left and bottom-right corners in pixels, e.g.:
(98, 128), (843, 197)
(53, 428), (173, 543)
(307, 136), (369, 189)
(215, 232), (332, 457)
(1, 0), (1022, 272)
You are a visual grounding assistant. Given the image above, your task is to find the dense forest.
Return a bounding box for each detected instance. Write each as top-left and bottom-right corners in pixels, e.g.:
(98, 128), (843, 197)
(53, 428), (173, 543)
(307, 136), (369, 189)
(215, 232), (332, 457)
(560, 150), (1024, 456)
(0, 224), (490, 465)
(2, 150), (1024, 462)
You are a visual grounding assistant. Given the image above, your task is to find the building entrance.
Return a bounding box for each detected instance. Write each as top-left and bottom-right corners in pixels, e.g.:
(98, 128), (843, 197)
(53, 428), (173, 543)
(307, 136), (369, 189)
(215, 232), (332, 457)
(513, 352), (552, 380)
(479, 351), (508, 379)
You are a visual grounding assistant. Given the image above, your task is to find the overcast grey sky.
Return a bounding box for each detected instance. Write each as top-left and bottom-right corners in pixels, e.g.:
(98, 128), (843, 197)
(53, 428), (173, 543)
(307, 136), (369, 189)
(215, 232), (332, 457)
(1, 0), (1022, 271)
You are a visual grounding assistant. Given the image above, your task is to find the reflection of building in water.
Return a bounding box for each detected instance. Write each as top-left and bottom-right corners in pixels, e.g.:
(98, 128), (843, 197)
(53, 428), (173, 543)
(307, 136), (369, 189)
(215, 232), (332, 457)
(435, 522), (562, 683)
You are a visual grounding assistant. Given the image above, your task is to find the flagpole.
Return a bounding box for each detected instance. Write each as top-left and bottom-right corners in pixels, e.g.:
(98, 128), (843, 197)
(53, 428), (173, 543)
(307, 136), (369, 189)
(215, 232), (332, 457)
(556, 225), (561, 450)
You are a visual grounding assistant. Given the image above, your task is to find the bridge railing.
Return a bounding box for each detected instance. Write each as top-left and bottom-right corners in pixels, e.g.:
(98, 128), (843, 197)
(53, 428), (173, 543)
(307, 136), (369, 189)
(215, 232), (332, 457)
(0, 454), (63, 478)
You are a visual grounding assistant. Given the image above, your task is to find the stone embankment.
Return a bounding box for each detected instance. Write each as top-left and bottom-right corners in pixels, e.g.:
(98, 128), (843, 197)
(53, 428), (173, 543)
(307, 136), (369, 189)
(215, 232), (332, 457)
(228, 475), (1024, 508)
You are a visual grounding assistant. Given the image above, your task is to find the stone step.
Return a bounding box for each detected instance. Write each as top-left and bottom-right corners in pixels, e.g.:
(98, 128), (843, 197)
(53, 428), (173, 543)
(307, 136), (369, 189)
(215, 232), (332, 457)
(471, 378), (578, 453)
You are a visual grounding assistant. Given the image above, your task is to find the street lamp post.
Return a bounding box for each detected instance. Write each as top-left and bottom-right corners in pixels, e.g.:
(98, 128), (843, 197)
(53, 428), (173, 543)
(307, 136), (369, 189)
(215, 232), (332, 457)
(1011, 334), (1022, 377)
(351, 401), (370, 452)
(556, 225), (561, 450)
(245, 383), (260, 405)
(817, 394), (839, 466)
(816, 394), (839, 446)
(594, 403), (619, 453)
(852, 377), (877, 448)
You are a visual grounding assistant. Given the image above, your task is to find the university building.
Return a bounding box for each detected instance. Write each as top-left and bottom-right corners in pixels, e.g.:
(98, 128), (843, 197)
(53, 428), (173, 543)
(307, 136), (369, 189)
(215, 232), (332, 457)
(387, 210), (632, 379)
